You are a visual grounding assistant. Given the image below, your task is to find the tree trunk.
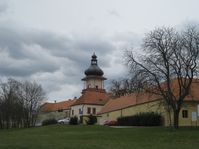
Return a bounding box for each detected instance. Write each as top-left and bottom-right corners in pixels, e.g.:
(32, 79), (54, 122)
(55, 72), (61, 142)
(173, 110), (180, 129)
(168, 109), (172, 127)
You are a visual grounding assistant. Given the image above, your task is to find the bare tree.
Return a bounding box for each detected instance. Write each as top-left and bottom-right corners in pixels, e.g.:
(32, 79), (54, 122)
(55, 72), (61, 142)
(110, 76), (146, 98)
(126, 26), (199, 128)
(110, 79), (125, 98)
(0, 79), (23, 128)
(21, 81), (46, 127)
(0, 79), (46, 129)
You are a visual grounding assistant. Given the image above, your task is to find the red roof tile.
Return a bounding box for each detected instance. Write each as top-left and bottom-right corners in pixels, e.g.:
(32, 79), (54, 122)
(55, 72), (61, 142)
(98, 92), (159, 114)
(72, 88), (110, 106)
(99, 79), (199, 114)
(41, 99), (76, 112)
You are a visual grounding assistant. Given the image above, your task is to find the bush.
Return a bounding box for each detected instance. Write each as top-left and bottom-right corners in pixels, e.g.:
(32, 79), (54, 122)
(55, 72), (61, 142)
(69, 116), (78, 125)
(117, 112), (162, 126)
(42, 118), (57, 126)
(86, 115), (97, 125)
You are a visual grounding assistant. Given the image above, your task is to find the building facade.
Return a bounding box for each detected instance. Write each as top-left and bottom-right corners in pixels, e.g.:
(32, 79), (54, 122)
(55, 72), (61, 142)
(98, 79), (199, 126)
(38, 99), (76, 124)
(70, 53), (109, 123)
(39, 53), (199, 127)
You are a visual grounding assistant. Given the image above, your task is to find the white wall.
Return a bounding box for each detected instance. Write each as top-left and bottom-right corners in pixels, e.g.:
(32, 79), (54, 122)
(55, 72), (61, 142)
(86, 78), (103, 89)
(70, 104), (103, 119)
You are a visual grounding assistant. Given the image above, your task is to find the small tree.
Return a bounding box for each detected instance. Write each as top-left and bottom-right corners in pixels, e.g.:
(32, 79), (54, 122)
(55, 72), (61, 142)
(126, 25), (199, 128)
(69, 116), (78, 125)
(86, 115), (97, 125)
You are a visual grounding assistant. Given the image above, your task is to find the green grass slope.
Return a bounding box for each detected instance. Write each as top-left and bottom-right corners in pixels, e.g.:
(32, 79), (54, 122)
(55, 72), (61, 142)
(0, 125), (199, 149)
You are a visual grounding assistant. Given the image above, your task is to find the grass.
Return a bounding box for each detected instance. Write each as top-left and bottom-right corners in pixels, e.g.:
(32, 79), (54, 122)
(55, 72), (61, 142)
(0, 125), (199, 149)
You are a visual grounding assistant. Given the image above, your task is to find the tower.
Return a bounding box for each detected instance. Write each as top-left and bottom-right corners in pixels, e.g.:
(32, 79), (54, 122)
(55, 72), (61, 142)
(82, 53), (107, 90)
(70, 53), (109, 123)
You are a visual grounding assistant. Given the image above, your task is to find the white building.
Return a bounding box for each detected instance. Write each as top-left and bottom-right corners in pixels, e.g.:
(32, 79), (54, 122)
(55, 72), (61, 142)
(70, 53), (110, 123)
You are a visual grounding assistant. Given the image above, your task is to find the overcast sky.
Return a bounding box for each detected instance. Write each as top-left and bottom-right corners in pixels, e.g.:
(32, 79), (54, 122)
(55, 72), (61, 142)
(0, 0), (199, 102)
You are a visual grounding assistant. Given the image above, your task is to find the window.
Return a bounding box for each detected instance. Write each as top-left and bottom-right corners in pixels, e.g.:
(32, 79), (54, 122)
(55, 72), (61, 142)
(96, 85), (98, 89)
(72, 110), (74, 116)
(182, 110), (188, 118)
(92, 108), (96, 114)
(58, 109), (63, 112)
(87, 107), (91, 114)
(79, 109), (81, 114)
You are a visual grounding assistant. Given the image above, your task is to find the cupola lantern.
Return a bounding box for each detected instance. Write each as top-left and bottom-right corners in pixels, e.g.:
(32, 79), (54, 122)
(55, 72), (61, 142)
(82, 53), (106, 89)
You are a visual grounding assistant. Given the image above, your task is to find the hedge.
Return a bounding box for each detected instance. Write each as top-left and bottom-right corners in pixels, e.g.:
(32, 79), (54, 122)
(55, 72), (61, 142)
(42, 118), (57, 126)
(117, 112), (162, 126)
(69, 116), (78, 125)
(86, 115), (97, 125)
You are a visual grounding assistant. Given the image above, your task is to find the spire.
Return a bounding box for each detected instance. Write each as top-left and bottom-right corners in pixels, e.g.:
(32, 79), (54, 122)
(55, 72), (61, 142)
(91, 52), (97, 65)
(84, 53), (104, 76)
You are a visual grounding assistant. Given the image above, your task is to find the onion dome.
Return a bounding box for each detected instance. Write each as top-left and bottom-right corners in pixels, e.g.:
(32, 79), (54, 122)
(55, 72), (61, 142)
(85, 53), (104, 76)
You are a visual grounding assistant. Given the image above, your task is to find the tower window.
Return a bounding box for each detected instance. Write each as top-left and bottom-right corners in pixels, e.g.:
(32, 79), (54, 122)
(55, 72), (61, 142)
(182, 110), (188, 118)
(92, 61), (97, 65)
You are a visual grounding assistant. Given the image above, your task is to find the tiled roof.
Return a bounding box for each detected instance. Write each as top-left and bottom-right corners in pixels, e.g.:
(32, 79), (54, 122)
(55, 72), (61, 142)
(71, 88), (110, 106)
(99, 79), (199, 114)
(41, 99), (76, 112)
(186, 79), (199, 100)
(98, 92), (159, 114)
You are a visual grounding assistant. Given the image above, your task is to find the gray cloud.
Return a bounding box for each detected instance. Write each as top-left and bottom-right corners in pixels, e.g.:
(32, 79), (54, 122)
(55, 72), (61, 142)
(0, 23), (139, 101)
(108, 10), (120, 18)
(0, 2), (7, 15)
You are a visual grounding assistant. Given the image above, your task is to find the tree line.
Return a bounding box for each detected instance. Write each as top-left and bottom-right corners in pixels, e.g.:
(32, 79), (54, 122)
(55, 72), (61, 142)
(0, 78), (45, 129)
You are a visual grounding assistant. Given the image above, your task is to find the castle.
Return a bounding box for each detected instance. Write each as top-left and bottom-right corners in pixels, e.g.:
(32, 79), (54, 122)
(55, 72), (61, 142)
(40, 53), (199, 126)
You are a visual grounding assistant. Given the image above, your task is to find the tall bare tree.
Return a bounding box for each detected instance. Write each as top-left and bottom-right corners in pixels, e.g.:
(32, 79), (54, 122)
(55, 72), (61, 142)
(21, 81), (46, 127)
(126, 26), (199, 128)
(0, 79), (45, 129)
(110, 77), (146, 98)
(0, 79), (23, 128)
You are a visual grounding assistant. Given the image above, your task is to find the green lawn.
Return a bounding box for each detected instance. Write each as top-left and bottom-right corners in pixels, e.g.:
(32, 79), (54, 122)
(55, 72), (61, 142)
(0, 125), (199, 149)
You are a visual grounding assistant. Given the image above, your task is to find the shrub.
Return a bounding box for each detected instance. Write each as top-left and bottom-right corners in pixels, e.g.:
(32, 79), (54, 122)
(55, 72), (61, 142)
(86, 115), (97, 125)
(117, 112), (162, 126)
(42, 118), (57, 126)
(69, 116), (78, 125)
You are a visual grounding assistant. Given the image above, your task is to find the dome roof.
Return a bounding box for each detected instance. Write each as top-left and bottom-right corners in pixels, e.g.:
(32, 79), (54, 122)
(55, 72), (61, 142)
(85, 65), (104, 76)
(84, 53), (104, 76)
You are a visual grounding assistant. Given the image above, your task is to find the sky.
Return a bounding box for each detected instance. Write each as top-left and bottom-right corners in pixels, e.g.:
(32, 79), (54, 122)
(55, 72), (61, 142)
(0, 0), (199, 102)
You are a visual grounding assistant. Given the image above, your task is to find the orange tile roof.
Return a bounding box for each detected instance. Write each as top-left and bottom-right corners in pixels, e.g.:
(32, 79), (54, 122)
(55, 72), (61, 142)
(186, 79), (199, 100)
(41, 99), (76, 112)
(99, 79), (199, 114)
(72, 88), (110, 106)
(157, 78), (199, 100)
(98, 92), (159, 114)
